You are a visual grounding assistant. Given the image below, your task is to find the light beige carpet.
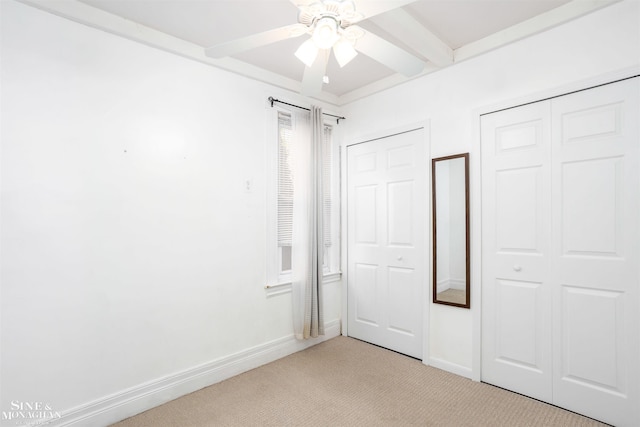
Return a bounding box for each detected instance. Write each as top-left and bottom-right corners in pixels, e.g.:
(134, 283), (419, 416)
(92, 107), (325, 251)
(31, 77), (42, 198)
(112, 336), (608, 426)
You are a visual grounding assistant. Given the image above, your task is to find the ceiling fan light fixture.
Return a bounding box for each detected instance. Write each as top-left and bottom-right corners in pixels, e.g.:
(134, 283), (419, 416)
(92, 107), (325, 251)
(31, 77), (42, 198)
(333, 37), (357, 67)
(312, 17), (339, 49)
(295, 38), (319, 67)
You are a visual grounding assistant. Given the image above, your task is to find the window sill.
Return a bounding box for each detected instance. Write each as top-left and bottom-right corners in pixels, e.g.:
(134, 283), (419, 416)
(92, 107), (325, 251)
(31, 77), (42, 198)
(264, 272), (342, 297)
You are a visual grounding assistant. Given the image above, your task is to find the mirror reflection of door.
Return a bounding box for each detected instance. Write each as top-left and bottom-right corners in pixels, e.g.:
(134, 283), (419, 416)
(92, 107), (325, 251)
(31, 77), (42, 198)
(432, 153), (470, 308)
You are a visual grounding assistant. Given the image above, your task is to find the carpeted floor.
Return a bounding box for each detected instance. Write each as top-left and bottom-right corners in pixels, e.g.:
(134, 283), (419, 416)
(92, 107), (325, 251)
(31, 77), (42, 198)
(435, 289), (466, 305)
(112, 336), (608, 426)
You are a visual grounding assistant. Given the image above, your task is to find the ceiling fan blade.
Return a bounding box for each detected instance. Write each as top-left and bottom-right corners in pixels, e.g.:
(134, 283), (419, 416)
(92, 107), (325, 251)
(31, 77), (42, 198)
(301, 50), (329, 96)
(354, 29), (425, 76)
(205, 24), (304, 58)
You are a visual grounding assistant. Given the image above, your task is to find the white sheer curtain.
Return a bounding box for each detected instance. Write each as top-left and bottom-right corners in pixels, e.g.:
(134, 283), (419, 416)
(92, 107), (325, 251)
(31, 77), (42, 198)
(291, 105), (325, 340)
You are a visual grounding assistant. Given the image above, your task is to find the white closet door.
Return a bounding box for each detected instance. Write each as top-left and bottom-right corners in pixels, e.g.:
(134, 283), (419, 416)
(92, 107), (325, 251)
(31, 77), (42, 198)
(347, 128), (426, 359)
(481, 101), (553, 402)
(482, 77), (639, 427)
(550, 77), (639, 426)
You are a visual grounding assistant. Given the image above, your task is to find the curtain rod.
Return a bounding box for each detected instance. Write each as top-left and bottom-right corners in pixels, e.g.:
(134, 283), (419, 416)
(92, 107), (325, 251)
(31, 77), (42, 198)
(268, 97), (346, 124)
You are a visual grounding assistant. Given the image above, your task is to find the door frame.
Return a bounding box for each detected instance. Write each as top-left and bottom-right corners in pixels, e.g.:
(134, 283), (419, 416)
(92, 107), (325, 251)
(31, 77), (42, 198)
(472, 65), (640, 382)
(340, 120), (431, 363)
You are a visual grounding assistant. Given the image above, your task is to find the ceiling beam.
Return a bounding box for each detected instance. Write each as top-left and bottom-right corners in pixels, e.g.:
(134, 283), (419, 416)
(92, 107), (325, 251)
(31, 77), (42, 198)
(338, 62), (441, 105)
(356, 30), (426, 76)
(368, 8), (454, 67)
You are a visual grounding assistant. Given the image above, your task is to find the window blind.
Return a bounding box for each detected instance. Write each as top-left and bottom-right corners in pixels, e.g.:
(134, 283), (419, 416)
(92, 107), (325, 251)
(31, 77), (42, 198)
(277, 111), (293, 247)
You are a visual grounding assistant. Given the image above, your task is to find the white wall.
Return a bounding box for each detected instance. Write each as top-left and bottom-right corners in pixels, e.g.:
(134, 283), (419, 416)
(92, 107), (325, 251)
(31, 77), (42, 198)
(342, 0), (640, 376)
(0, 1), (341, 425)
(447, 157), (466, 288)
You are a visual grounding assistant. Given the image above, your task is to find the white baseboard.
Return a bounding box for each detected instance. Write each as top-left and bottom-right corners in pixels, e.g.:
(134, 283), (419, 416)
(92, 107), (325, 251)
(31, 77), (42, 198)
(436, 278), (465, 294)
(448, 278), (465, 291)
(436, 279), (450, 294)
(427, 356), (473, 380)
(49, 320), (341, 427)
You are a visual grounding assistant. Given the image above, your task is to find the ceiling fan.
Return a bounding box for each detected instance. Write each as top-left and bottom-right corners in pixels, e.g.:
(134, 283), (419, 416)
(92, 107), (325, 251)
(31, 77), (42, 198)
(204, 0), (425, 96)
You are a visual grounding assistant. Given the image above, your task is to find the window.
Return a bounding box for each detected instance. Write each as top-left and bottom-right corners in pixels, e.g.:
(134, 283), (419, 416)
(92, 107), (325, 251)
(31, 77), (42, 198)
(268, 108), (339, 288)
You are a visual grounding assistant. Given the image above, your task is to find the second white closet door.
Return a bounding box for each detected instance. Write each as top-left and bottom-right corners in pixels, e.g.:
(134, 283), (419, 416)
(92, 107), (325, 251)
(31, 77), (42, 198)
(481, 77), (639, 427)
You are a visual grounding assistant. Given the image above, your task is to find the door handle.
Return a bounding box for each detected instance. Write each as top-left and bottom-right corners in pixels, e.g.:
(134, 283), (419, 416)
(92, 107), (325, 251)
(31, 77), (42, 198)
(513, 265), (522, 272)
(397, 256), (403, 261)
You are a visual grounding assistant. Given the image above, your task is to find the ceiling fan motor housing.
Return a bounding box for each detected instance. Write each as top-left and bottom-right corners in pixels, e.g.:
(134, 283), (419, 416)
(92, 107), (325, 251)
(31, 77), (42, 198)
(298, 0), (361, 31)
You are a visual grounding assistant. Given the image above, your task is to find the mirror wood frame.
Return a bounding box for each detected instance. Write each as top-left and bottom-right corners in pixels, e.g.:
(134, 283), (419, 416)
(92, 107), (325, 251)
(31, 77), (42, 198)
(432, 153), (470, 308)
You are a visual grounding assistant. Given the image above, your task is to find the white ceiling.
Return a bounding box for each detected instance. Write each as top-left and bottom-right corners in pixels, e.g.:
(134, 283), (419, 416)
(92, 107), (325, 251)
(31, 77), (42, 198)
(21, 0), (620, 104)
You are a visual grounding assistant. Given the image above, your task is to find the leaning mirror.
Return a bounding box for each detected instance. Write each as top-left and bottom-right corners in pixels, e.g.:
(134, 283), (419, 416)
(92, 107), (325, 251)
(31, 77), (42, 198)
(432, 153), (470, 308)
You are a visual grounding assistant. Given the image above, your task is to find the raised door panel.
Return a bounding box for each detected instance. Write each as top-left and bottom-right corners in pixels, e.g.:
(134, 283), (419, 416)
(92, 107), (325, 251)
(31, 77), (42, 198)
(495, 166), (544, 257)
(387, 267), (419, 335)
(494, 279), (547, 371)
(561, 157), (622, 258)
(353, 263), (379, 326)
(560, 286), (624, 392)
(354, 184), (378, 245)
(387, 180), (414, 247)
(387, 144), (414, 170)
